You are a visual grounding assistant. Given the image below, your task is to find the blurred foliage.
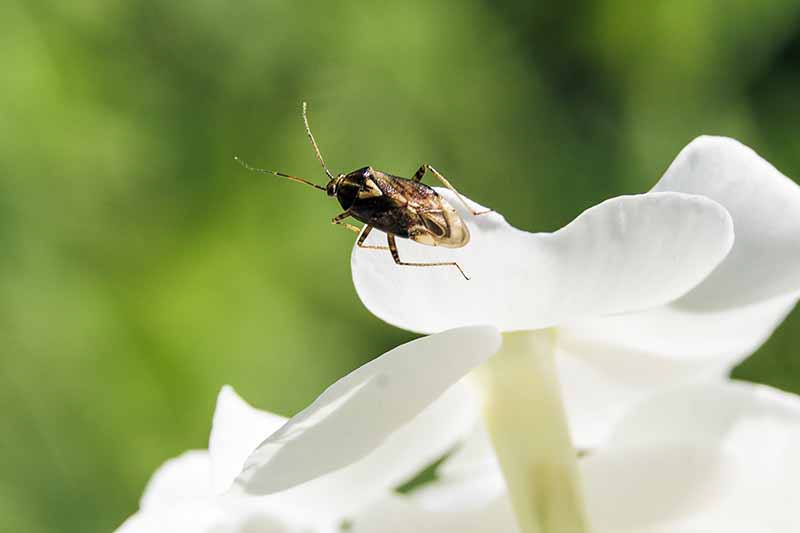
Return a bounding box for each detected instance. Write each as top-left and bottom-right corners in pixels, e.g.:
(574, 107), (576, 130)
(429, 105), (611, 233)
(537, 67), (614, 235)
(1, 1), (800, 531)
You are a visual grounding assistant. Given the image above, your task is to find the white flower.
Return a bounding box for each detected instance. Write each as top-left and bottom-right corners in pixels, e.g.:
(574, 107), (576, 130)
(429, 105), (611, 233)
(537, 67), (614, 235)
(351, 493), (518, 533)
(353, 135), (800, 448)
(356, 380), (800, 533)
(116, 326), (502, 532)
(125, 379), (800, 532)
(232, 136), (800, 532)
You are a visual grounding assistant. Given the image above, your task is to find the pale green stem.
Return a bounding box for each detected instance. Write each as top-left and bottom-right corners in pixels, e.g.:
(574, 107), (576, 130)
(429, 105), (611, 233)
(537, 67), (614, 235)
(470, 329), (590, 533)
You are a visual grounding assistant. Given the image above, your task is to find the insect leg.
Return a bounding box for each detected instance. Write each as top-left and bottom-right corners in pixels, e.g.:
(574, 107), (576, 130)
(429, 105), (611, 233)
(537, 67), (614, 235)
(411, 165), (426, 182)
(331, 211), (361, 235)
(332, 215), (388, 249)
(416, 164), (493, 217)
(386, 234), (469, 280)
(357, 225), (389, 250)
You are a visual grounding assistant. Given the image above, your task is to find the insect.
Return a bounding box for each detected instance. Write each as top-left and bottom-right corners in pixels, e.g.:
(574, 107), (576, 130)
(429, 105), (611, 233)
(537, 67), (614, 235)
(235, 102), (491, 280)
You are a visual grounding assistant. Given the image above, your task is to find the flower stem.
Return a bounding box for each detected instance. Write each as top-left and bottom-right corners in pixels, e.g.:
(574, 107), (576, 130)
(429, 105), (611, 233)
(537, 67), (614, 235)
(471, 330), (590, 533)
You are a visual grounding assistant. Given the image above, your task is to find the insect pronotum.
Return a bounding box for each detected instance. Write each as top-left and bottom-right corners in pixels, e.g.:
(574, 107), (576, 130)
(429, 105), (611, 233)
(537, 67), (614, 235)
(235, 102), (491, 280)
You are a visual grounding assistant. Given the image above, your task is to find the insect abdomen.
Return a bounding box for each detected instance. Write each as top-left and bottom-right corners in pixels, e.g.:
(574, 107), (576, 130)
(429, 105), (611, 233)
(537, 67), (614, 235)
(350, 201), (413, 238)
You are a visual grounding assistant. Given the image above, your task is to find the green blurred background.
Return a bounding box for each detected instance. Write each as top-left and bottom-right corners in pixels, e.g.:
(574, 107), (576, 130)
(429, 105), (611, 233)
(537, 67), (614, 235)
(2, 1), (800, 531)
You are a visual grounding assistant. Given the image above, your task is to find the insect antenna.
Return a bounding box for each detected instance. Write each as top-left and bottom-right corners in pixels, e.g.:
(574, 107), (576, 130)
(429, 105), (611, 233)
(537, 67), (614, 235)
(302, 101), (335, 181)
(234, 156), (326, 191)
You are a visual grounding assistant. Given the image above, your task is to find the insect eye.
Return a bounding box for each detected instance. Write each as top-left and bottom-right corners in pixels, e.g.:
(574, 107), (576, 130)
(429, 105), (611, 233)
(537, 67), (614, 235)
(326, 180), (337, 197)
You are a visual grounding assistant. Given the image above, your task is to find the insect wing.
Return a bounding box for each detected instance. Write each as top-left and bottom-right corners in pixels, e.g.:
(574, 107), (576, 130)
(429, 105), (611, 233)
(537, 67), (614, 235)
(419, 209), (449, 237)
(376, 174), (436, 206)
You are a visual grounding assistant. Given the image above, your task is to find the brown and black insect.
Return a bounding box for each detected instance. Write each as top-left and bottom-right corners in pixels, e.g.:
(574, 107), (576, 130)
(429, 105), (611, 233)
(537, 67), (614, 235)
(235, 102), (490, 280)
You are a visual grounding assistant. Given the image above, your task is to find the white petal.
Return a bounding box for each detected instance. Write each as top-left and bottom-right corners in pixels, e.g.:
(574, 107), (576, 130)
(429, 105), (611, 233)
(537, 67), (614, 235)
(209, 385), (480, 524)
(233, 326), (501, 494)
(139, 450), (214, 510)
(353, 191), (733, 333)
(410, 423), (506, 511)
(562, 295), (794, 366)
(351, 494), (519, 533)
(209, 385), (287, 493)
(607, 381), (800, 450)
(581, 444), (743, 533)
(556, 345), (714, 450)
(582, 382), (800, 533)
(653, 136), (800, 309)
(263, 380), (480, 523)
(557, 295), (796, 448)
(116, 502), (228, 533)
(116, 500), (310, 533)
(556, 138), (800, 447)
(436, 424), (498, 480)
